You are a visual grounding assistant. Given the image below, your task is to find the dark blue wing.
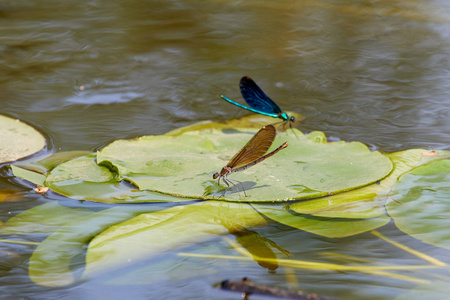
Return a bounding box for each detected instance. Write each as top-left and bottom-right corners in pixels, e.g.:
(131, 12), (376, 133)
(239, 76), (283, 115)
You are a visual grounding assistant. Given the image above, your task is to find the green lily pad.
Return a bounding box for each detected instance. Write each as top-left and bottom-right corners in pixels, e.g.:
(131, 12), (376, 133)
(97, 127), (392, 202)
(164, 111), (303, 136)
(42, 154), (198, 203)
(24, 150), (91, 174)
(287, 149), (450, 219)
(387, 159), (450, 249)
(9, 165), (47, 187)
(10, 155), (198, 203)
(47, 153), (114, 183)
(0, 115), (46, 163)
(8, 151), (91, 188)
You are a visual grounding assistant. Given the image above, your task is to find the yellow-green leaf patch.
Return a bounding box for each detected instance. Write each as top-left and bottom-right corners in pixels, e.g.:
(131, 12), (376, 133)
(97, 128), (393, 202)
(0, 115), (46, 163)
(43, 154), (197, 203)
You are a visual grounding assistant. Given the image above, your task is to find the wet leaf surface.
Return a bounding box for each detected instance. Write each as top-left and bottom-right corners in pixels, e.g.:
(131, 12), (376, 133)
(0, 115), (46, 163)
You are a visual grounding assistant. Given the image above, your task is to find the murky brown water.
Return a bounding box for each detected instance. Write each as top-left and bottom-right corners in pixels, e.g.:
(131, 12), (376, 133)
(1, 0), (450, 299)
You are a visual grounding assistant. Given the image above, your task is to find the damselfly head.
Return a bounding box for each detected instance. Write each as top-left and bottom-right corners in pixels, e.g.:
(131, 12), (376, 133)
(213, 172), (220, 179)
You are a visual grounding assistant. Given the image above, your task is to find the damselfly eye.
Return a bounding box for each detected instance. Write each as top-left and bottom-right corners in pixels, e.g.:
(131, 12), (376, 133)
(213, 172), (219, 179)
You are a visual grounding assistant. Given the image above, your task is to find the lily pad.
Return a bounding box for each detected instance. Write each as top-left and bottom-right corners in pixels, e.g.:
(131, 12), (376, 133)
(0, 115), (46, 163)
(387, 159), (450, 249)
(287, 149), (450, 219)
(10, 156), (198, 203)
(164, 111), (303, 136)
(24, 150), (91, 174)
(43, 154), (198, 203)
(97, 128), (393, 202)
(10, 165), (47, 187)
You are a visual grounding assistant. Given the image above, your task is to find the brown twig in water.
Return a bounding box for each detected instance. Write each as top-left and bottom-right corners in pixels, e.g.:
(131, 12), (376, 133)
(221, 278), (336, 300)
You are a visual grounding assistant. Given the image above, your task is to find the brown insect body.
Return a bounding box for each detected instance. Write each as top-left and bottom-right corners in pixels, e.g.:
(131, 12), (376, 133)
(212, 124), (287, 196)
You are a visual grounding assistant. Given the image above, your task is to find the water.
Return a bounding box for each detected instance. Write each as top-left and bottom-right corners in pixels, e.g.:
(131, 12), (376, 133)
(1, 0), (450, 299)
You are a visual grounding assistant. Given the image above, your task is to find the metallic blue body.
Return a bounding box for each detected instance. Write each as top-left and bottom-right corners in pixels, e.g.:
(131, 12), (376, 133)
(221, 76), (293, 122)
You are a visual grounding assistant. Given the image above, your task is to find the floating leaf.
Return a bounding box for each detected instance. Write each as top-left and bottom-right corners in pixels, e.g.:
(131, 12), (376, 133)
(47, 153), (115, 184)
(0, 115), (46, 163)
(387, 159), (450, 249)
(10, 151), (91, 177)
(8, 151), (91, 190)
(25, 150), (91, 174)
(9, 165), (46, 187)
(97, 127), (392, 202)
(164, 112), (303, 136)
(287, 149), (450, 219)
(8, 115), (395, 203)
(43, 154), (195, 203)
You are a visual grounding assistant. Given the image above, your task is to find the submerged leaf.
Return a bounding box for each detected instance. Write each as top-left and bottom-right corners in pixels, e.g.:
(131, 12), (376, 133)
(83, 201), (267, 278)
(397, 280), (450, 300)
(29, 206), (163, 287)
(0, 188), (21, 203)
(1, 202), (93, 234)
(387, 159), (450, 249)
(252, 203), (390, 238)
(226, 225), (288, 271)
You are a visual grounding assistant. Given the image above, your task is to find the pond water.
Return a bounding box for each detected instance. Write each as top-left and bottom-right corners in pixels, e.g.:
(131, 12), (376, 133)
(1, 0), (450, 299)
